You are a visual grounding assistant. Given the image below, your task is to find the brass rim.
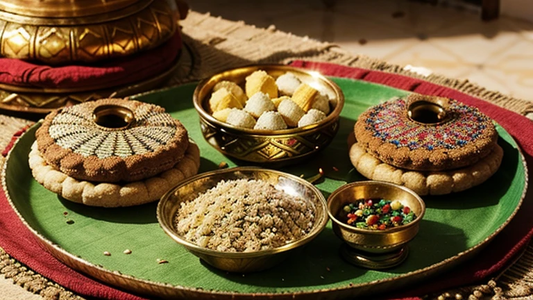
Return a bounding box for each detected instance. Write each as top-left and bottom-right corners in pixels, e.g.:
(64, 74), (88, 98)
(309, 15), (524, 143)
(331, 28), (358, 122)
(92, 104), (135, 131)
(407, 95), (452, 125)
(0, 0), (145, 18)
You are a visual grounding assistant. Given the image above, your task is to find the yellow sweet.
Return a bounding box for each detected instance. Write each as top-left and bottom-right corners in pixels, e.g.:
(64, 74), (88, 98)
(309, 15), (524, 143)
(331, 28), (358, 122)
(245, 70), (278, 99)
(271, 96), (290, 109)
(213, 80), (247, 106)
(212, 108), (232, 122)
(292, 83), (318, 112)
(209, 88), (243, 113)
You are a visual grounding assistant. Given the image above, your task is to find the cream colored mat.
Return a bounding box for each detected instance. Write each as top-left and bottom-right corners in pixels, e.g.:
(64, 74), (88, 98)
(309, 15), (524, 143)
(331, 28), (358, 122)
(0, 10), (532, 300)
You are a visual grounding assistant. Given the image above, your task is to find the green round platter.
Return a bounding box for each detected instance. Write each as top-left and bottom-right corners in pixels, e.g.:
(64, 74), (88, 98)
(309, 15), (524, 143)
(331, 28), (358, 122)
(2, 78), (528, 299)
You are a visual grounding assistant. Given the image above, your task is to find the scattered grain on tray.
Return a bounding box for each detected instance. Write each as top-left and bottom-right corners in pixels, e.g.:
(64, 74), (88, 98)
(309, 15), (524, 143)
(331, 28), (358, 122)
(123, 249), (132, 254)
(103, 251), (111, 256)
(175, 179), (315, 252)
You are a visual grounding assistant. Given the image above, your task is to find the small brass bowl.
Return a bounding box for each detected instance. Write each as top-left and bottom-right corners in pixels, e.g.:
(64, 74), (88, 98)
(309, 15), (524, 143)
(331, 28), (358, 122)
(193, 64), (344, 167)
(327, 181), (425, 269)
(157, 167), (329, 273)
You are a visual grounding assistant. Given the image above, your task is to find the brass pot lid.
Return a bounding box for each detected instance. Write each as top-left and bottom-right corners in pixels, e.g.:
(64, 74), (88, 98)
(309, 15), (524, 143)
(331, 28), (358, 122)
(0, 0), (179, 65)
(0, 0), (143, 18)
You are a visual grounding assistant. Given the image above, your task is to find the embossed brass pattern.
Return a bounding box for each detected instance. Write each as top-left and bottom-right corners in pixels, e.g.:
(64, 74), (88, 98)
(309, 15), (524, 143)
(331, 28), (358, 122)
(200, 117), (339, 164)
(0, 0), (178, 64)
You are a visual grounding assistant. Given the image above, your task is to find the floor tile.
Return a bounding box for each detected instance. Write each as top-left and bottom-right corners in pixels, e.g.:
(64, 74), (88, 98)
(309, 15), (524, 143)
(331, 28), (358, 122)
(187, 0), (533, 103)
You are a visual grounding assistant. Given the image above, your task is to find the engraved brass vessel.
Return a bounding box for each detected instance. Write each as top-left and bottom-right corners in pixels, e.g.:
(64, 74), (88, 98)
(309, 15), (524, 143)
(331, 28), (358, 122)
(0, 0), (179, 65)
(193, 65), (344, 167)
(327, 181), (425, 269)
(157, 167), (329, 273)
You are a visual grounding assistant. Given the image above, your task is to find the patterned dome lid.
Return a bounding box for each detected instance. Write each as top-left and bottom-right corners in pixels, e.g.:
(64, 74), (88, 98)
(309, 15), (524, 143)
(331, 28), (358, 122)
(35, 98), (191, 183)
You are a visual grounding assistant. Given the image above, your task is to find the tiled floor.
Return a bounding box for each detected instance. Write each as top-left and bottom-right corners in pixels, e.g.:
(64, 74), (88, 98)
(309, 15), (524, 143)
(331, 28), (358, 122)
(188, 0), (533, 106)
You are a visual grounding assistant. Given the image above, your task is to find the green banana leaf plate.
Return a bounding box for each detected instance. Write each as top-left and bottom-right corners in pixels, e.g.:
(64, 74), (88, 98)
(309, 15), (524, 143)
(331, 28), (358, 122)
(3, 78), (527, 299)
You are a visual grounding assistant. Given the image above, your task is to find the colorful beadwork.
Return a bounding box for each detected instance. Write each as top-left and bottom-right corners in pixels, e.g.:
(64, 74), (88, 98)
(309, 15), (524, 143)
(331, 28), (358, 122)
(364, 98), (491, 151)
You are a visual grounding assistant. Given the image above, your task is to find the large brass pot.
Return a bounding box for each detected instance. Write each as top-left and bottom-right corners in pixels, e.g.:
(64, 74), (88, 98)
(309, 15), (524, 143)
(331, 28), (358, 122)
(0, 0), (179, 64)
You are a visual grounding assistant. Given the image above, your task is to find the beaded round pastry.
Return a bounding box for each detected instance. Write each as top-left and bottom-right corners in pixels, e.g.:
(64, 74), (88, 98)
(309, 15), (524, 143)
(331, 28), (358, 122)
(35, 98), (190, 183)
(354, 94), (498, 172)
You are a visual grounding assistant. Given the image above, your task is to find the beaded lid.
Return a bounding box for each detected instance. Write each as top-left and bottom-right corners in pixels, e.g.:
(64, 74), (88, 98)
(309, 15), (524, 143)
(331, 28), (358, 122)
(354, 94), (499, 171)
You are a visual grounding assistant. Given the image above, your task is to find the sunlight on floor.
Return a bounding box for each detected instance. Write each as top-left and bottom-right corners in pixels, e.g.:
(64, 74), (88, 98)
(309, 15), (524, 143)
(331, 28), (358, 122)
(189, 0), (533, 103)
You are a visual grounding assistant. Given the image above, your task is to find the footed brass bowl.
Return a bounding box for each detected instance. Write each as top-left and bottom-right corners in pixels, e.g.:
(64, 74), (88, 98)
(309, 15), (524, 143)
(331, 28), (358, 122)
(327, 181), (425, 269)
(157, 167), (329, 273)
(193, 64), (344, 167)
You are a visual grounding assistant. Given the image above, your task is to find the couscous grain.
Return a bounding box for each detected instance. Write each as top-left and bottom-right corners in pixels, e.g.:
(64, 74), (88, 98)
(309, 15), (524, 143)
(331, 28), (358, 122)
(175, 179), (315, 252)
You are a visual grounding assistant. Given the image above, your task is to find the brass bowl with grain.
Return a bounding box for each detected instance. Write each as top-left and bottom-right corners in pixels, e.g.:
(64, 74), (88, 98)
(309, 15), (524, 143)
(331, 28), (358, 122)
(157, 167), (329, 273)
(192, 64), (344, 167)
(327, 181), (425, 268)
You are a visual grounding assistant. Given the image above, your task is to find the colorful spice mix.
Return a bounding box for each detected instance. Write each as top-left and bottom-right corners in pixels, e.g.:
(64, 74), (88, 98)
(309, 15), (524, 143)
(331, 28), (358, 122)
(341, 199), (416, 230)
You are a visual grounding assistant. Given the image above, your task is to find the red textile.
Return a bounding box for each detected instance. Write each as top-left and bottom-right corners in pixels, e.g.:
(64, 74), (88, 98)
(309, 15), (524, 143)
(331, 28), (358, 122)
(0, 60), (531, 299)
(0, 33), (182, 91)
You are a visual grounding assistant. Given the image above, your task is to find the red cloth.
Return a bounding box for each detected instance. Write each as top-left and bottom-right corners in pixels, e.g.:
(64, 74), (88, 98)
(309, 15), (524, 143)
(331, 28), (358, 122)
(0, 60), (532, 299)
(0, 32), (182, 91)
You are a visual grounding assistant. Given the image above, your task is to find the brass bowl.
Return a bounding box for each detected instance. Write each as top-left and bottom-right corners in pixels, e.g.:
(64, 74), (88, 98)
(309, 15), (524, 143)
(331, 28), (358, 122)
(157, 166), (329, 273)
(193, 64), (344, 167)
(327, 181), (425, 268)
